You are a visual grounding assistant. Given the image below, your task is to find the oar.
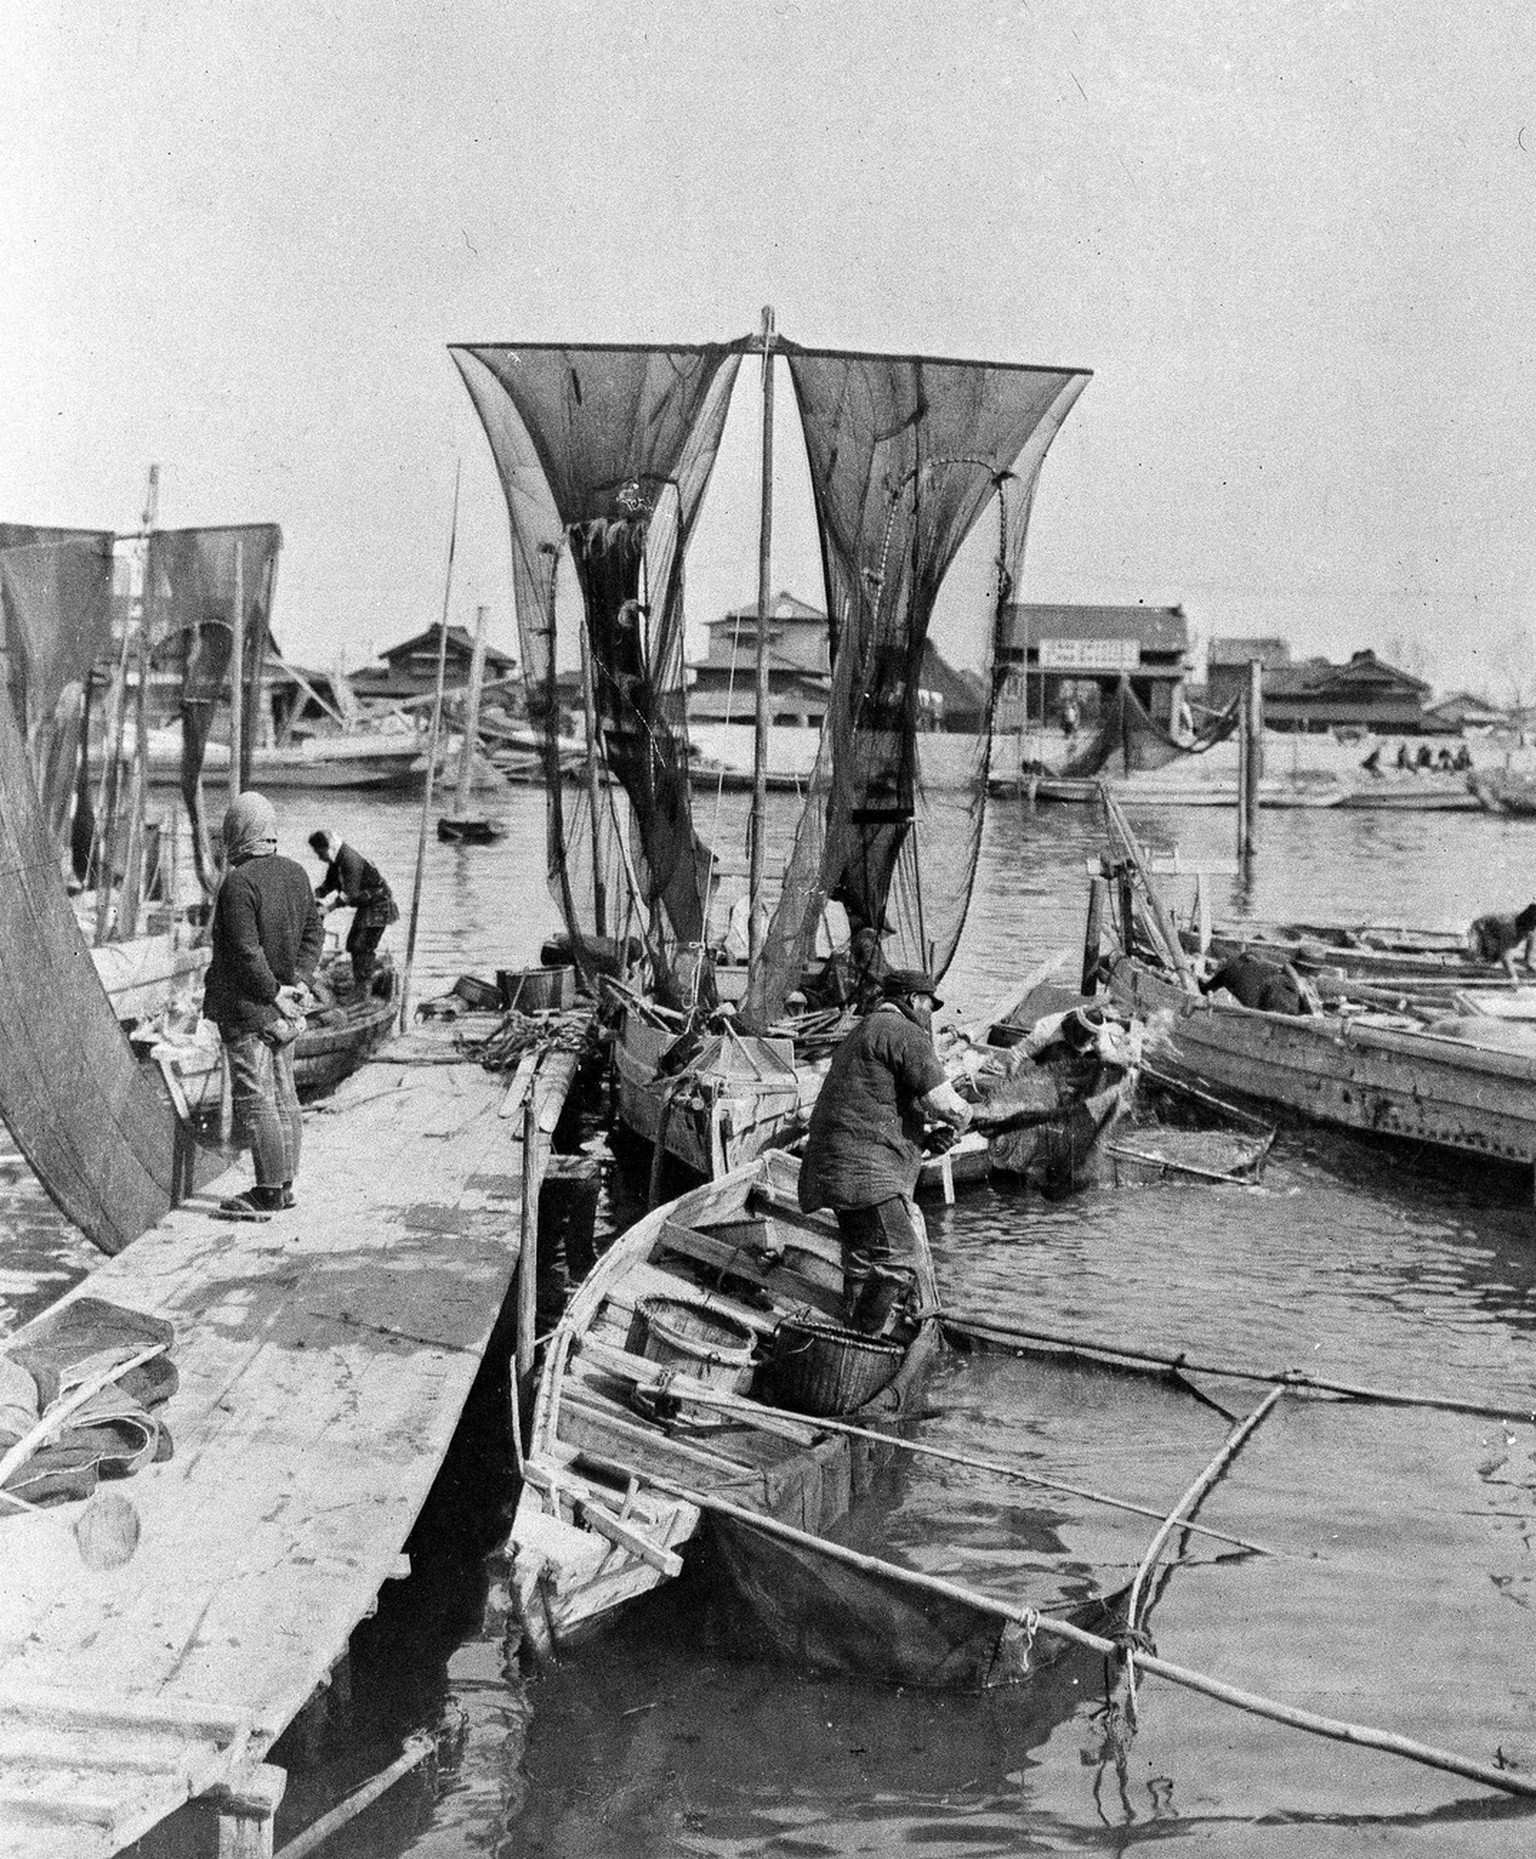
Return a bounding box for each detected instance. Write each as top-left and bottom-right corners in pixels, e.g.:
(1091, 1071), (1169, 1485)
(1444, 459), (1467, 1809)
(942, 1315), (1536, 1427)
(579, 1339), (1292, 1560)
(635, 1469), (1536, 1802)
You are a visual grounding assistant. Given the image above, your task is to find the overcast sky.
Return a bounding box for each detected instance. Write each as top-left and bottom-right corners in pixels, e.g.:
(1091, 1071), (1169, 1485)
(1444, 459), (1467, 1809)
(3, 2), (1533, 697)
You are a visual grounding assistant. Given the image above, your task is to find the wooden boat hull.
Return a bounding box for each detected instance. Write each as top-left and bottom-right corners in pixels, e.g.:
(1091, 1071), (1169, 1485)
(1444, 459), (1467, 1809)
(615, 1011), (823, 1178)
(509, 1151), (1116, 1687)
(1108, 955), (1536, 1171)
(1189, 920), (1493, 986)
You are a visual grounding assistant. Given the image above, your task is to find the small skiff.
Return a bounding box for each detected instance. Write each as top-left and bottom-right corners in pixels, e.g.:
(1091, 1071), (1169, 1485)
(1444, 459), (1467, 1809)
(509, 1149), (1122, 1689)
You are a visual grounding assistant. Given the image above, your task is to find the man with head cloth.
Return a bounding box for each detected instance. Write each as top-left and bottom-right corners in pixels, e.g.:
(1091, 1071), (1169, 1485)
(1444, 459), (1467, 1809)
(204, 792), (324, 1218)
(798, 968), (975, 1334)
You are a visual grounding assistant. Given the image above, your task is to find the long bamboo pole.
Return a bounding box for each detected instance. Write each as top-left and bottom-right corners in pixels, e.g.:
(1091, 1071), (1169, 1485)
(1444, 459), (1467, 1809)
(942, 1313), (1536, 1426)
(747, 305), (775, 980)
(637, 1469), (1536, 1801)
(399, 463), (460, 1030)
(227, 539), (244, 808)
(577, 1341), (1287, 1559)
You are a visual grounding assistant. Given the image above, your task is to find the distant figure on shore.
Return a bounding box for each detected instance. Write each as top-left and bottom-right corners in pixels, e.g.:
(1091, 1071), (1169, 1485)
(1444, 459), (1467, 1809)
(308, 830), (398, 993)
(1467, 904), (1536, 981)
(1360, 744), (1383, 775)
(1201, 953), (1315, 1016)
(1396, 741), (1412, 770)
(1454, 744), (1475, 771)
(1415, 743), (1434, 770)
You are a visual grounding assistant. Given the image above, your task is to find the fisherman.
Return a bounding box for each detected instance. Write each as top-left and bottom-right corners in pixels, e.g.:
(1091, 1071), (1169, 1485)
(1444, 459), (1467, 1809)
(205, 792), (324, 1219)
(307, 829), (399, 993)
(1396, 741), (1412, 770)
(798, 968), (976, 1335)
(1467, 903), (1536, 981)
(1201, 952), (1316, 1016)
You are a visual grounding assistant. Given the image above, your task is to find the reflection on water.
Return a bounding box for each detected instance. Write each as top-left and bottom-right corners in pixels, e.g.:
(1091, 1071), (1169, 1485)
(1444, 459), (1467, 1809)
(7, 784), (1536, 1853)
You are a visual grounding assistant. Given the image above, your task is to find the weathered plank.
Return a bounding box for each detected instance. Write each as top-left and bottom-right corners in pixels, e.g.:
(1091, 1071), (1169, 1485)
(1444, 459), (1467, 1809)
(0, 1026), (577, 1859)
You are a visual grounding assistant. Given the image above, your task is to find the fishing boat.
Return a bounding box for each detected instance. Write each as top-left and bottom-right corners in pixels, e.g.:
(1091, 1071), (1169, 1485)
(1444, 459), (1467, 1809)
(452, 323), (1094, 1182)
(1187, 918), (1514, 994)
(1090, 789), (1536, 1182)
(508, 1149), (1124, 1687)
(1335, 771), (1479, 811)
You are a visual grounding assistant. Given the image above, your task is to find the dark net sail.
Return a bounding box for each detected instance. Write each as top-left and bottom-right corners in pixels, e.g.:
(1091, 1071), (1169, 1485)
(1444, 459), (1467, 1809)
(0, 526), (115, 857)
(1057, 677), (1240, 778)
(452, 343), (743, 996)
(0, 670), (219, 1253)
(144, 525), (282, 889)
(748, 346), (1089, 1026)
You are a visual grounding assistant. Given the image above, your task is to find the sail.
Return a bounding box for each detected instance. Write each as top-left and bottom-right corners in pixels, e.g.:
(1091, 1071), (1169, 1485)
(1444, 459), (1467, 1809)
(452, 342), (743, 994)
(0, 668), (220, 1253)
(0, 526), (115, 855)
(145, 525), (282, 888)
(748, 345), (1090, 1025)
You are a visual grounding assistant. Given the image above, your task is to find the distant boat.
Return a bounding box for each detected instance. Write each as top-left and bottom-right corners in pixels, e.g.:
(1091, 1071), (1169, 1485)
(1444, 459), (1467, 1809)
(436, 605), (508, 843)
(117, 727), (427, 791)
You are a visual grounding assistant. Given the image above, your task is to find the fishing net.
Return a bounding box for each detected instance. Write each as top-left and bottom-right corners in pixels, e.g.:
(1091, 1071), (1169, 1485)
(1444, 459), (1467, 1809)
(0, 526), (115, 857)
(1058, 679), (1240, 778)
(452, 342), (744, 1000)
(0, 672), (220, 1254)
(747, 346), (1090, 1025)
(144, 525), (282, 888)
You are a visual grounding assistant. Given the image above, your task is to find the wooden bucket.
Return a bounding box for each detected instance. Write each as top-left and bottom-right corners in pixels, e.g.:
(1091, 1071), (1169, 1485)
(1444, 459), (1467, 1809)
(635, 1298), (757, 1393)
(497, 965), (575, 1013)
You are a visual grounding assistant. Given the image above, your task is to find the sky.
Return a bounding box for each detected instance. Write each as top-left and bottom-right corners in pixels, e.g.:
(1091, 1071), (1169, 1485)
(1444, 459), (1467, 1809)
(3, 1), (1534, 700)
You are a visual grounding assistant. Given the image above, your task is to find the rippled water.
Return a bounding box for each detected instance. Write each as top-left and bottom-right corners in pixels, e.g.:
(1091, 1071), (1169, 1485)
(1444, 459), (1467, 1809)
(8, 781), (1536, 1853)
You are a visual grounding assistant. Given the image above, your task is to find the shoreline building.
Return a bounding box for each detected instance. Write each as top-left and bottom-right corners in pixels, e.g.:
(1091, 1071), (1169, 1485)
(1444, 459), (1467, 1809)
(686, 591), (984, 733)
(994, 604), (1193, 733)
(1211, 644), (1452, 736)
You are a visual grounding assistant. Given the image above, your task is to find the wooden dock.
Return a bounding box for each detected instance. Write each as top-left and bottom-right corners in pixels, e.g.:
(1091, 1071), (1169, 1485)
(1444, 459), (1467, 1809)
(0, 1016), (587, 1859)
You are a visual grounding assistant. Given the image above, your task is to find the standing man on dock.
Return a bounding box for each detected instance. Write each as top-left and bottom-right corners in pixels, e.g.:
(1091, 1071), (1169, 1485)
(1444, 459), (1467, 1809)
(307, 830), (398, 994)
(206, 792), (324, 1219)
(798, 968), (974, 1335)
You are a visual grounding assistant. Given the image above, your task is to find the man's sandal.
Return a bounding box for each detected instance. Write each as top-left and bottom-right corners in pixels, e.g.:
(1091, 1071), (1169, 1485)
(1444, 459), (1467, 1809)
(216, 1189), (276, 1222)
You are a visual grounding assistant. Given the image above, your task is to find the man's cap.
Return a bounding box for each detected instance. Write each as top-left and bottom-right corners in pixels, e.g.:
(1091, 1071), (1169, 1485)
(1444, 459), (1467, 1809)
(881, 967), (943, 1008)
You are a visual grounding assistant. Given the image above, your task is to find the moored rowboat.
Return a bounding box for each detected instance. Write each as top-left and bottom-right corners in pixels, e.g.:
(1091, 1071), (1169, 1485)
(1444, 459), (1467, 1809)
(508, 1150), (1123, 1688)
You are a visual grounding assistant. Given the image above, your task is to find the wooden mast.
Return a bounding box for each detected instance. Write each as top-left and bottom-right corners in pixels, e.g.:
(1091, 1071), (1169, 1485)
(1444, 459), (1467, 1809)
(227, 533), (244, 805)
(747, 306), (776, 978)
(578, 617), (608, 937)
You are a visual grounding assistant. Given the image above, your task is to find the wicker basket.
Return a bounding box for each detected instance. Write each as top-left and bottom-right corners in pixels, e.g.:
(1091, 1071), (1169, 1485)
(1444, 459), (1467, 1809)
(634, 1297), (758, 1393)
(759, 1314), (904, 1417)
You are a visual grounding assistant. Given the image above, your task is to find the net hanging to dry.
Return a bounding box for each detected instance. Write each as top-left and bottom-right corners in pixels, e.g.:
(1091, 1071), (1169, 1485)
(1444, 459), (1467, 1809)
(0, 525), (115, 861)
(745, 344), (1090, 1027)
(144, 524), (283, 890)
(451, 342), (744, 997)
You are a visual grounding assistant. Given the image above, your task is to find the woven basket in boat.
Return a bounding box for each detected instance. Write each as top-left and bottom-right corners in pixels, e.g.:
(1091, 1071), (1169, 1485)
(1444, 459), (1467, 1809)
(634, 1296), (758, 1393)
(761, 1314), (904, 1417)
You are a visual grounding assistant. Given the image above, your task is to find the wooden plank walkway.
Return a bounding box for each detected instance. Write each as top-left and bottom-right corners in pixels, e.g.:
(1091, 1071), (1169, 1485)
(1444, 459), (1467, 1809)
(0, 1021), (582, 1859)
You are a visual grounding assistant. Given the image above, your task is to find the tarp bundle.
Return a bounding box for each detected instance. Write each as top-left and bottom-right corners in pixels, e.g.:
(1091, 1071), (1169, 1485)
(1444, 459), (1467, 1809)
(0, 525), (115, 859)
(1059, 678), (1240, 778)
(746, 346), (1089, 1025)
(452, 343), (742, 999)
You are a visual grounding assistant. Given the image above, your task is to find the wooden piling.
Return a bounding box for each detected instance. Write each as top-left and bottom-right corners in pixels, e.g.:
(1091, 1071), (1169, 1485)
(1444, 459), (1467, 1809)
(1238, 657), (1263, 862)
(1081, 875), (1108, 993)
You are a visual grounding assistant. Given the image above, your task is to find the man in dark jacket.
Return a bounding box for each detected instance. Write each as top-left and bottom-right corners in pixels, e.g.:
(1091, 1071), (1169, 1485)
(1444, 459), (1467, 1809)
(798, 968), (974, 1334)
(308, 829), (398, 993)
(206, 792), (324, 1218)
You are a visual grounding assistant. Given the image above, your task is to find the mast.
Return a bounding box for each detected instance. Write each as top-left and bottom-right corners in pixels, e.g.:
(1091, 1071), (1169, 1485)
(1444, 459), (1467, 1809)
(227, 535), (244, 804)
(578, 617), (608, 938)
(747, 306), (776, 977)
(452, 602), (490, 818)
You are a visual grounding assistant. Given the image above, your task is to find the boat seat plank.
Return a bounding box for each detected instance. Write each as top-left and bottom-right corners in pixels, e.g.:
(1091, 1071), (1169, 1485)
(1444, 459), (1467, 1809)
(0, 1023), (578, 1859)
(655, 1221), (843, 1316)
(558, 1389), (810, 1507)
(597, 1259), (781, 1337)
